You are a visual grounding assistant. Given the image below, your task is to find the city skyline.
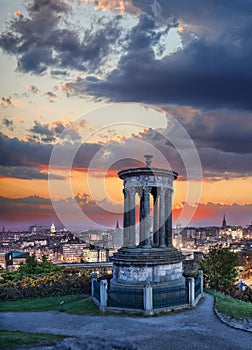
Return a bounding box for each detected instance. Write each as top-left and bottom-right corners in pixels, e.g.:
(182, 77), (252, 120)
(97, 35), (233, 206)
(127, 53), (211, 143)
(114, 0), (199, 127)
(0, 1), (252, 230)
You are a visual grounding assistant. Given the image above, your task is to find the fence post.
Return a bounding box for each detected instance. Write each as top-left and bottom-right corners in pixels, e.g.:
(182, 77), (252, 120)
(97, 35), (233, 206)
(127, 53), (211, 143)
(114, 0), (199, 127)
(198, 269), (204, 297)
(91, 272), (97, 298)
(188, 277), (195, 307)
(144, 282), (153, 316)
(100, 279), (108, 309)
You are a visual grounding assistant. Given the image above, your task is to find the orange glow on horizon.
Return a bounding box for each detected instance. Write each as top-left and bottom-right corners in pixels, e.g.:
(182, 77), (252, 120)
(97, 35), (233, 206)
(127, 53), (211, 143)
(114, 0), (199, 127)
(1, 170), (252, 204)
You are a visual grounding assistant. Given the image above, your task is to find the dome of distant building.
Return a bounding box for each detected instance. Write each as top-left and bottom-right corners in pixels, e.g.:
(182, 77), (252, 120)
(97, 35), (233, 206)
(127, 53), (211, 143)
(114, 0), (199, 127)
(50, 223), (56, 233)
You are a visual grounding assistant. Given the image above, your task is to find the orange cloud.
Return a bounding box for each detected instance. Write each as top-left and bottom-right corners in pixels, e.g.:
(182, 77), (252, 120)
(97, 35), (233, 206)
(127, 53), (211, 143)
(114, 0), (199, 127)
(15, 10), (23, 17)
(80, 0), (140, 15)
(173, 201), (252, 227)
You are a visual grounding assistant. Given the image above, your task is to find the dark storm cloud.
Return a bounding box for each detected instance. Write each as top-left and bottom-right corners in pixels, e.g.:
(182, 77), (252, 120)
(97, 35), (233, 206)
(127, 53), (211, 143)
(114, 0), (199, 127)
(30, 121), (55, 138)
(198, 148), (252, 180)
(0, 166), (64, 180)
(132, 0), (252, 28)
(84, 32), (252, 109)
(0, 132), (101, 168)
(78, 1), (252, 110)
(28, 121), (82, 143)
(0, 97), (14, 107)
(0, 195), (51, 206)
(1, 0), (251, 109)
(51, 69), (68, 77)
(164, 107), (252, 154)
(0, 132), (53, 166)
(124, 13), (177, 51)
(134, 127), (252, 180)
(2, 118), (15, 131)
(54, 122), (65, 136)
(0, 0), (122, 74)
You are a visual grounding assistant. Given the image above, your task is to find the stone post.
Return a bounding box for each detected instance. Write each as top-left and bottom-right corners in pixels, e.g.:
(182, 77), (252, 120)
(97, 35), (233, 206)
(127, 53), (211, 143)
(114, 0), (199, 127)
(123, 189), (130, 247)
(144, 282), (153, 316)
(128, 187), (136, 247)
(159, 188), (166, 247)
(91, 272), (97, 298)
(198, 269), (204, 297)
(100, 279), (108, 309)
(188, 277), (195, 307)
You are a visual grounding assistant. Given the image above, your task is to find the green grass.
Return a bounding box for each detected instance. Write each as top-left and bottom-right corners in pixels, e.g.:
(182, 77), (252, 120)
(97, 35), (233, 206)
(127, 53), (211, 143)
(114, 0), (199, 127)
(0, 294), (101, 315)
(0, 330), (69, 349)
(207, 290), (252, 320)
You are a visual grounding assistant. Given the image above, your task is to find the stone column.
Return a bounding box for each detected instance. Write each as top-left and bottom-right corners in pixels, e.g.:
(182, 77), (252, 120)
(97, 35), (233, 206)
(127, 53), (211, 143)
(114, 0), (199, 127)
(165, 189), (173, 247)
(153, 190), (159, 247)
(128, 187), (136, 247)
(159, 187), (166, 248)
(123, 189), (130, 247)
(143, 186), (152, 248)
(138, 190), (145, 246)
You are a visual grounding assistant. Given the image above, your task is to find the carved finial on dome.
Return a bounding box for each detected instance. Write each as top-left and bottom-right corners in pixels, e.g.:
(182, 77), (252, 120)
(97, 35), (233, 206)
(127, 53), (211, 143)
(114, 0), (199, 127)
(144, 154), (153, 167)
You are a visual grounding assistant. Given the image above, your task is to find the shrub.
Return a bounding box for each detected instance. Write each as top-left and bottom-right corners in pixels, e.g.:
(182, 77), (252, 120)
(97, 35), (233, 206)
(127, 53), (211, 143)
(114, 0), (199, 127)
(0, 269), (91, 301)
(224, 283), (252, 303)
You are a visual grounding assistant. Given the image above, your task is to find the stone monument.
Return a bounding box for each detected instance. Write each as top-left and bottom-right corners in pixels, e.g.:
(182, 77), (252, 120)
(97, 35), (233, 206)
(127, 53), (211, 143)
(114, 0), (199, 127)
(109, 155), (185, 302)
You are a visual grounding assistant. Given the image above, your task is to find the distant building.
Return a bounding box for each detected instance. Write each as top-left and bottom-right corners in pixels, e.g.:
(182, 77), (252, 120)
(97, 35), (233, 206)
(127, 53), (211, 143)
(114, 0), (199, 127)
(220, 226), (243, 240)
(82, 247), (109, 263)
(0, 251), (12, 270)
(61, 242), (87, 262)
(0, 250), (29, 271)
(29, 225), (37, 234)
(222, 214), (227, 229)
(112, 220), (123, 248)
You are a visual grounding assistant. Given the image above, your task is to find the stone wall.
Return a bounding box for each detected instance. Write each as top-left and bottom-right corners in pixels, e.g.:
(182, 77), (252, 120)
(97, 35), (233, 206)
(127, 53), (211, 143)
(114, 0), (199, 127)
(113, 262), (183, 284)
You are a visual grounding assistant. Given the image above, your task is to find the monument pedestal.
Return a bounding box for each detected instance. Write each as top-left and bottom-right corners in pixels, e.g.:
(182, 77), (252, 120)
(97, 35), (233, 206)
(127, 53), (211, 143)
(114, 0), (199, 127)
(110, 246), (185, 287)
(107, 246), (187, 314)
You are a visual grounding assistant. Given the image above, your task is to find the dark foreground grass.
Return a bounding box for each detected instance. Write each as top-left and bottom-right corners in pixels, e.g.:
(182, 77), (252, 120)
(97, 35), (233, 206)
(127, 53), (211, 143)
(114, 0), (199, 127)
(207, 290), (252, 320)
(0, 330), (69, 349)
(0, 294), (100, 315)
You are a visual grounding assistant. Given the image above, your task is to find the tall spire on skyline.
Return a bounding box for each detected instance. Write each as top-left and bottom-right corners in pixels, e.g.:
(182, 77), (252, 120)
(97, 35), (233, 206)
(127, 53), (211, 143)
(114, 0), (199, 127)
(222, 214), (227, 228)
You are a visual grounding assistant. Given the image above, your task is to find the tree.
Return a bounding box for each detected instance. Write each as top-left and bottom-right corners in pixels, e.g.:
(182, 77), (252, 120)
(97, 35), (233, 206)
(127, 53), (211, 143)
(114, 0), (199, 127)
(199, 244), (239, 292)
(0, 254), (63, 284)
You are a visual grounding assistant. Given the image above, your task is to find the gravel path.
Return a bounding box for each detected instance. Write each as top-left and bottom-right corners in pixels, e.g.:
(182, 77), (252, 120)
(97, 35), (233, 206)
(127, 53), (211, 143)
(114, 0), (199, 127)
(1, 294), (251, 350)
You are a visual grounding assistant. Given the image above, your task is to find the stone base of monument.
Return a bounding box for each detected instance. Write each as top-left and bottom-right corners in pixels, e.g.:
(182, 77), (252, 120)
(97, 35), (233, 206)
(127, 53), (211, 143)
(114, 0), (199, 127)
(90, 247), (204, 316)
(110, 247), (185, 286)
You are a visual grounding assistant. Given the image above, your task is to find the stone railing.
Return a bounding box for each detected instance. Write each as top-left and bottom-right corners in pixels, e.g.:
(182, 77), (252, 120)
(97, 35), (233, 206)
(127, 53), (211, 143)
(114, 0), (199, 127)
(91, 270), (204, 315)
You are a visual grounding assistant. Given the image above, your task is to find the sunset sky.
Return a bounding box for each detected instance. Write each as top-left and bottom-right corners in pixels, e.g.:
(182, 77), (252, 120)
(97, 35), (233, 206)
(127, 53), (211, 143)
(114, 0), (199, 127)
(0, 0), (251, 231)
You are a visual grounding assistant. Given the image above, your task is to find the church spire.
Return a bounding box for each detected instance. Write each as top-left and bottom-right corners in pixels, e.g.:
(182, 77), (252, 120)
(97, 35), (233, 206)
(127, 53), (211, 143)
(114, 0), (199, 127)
(222, 214), (227, 228)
